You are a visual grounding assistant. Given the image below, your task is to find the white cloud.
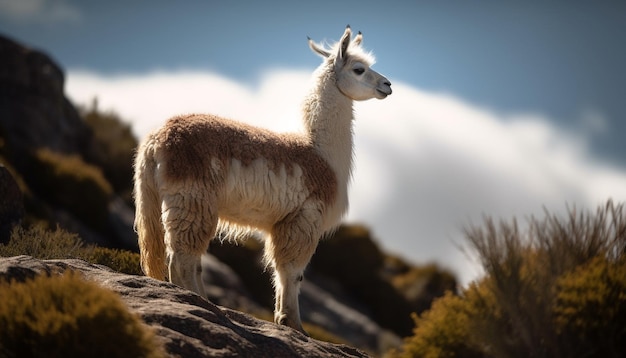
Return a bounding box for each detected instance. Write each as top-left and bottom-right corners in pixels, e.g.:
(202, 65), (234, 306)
(67, 69), (310, 137)
(0, 0), (81, 23)
(66, 69), (626, 286)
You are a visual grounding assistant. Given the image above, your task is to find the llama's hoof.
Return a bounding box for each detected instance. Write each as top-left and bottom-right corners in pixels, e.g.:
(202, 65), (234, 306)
(275, 313), (290, 326)
(275, 314), (309, 336)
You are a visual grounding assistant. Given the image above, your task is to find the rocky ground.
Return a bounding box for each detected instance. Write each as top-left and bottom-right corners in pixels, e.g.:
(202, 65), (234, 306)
(0, 255), (371, 358)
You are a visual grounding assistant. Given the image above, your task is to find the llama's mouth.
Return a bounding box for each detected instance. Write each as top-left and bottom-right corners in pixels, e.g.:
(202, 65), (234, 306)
(376, 88), (391, 98)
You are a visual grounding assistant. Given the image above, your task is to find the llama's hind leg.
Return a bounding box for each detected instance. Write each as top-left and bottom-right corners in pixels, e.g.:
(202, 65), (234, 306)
(267, 212), (321, 334)
(162, 191), (217, 297)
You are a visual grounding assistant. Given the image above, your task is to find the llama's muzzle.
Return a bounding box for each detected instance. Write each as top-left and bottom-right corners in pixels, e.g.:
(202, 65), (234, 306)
(376, 80), (392, 98)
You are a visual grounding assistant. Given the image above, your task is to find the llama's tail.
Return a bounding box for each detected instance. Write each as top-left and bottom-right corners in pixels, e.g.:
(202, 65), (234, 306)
(134, 136), (167, 280)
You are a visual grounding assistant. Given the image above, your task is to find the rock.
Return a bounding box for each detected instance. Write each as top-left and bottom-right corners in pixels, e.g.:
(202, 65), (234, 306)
(107, 196), (139, 250)
(0, 34), (91, 162)
(0, 256), (370, 358)
(0, 165), (24, 242)
(300, 275), (402, 354)
(201, 253), (269, 317)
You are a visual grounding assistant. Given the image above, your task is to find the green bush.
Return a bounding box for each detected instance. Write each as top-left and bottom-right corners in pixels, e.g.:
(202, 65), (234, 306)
(393, 200), (626, 358)
(0, 271), (165, 358)
(28, 148), (112, 229)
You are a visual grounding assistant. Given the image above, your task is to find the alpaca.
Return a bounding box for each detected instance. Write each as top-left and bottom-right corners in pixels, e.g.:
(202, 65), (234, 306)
(133, 26), (391, 334)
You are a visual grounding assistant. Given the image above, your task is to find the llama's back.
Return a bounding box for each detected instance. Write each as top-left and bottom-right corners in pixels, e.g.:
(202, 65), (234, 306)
(134, 134), (168, 280)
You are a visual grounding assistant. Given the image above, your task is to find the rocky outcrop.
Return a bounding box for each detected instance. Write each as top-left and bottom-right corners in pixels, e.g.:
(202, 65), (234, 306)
(0, 34), (136, 250)
(0, 255), (369, 358)
(0, 35), (91, 163)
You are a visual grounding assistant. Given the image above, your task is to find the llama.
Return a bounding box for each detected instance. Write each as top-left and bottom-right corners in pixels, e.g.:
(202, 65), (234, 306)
(133, 26), (391, 334)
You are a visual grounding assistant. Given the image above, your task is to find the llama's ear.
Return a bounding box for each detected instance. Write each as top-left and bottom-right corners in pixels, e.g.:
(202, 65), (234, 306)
(352, 31), (362, 46)
(337, 25), (352, 61)
(308, 37), (331, 58)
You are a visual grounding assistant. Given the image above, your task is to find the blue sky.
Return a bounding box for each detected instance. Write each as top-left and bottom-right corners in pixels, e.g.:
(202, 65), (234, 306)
(4, 1), (626, 136)
(2, 1), (626, 284)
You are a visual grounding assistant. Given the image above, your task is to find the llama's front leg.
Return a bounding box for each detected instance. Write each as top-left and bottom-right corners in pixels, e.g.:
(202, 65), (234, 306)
(268, 212), (321, 335)
(273, 265), (307, 333)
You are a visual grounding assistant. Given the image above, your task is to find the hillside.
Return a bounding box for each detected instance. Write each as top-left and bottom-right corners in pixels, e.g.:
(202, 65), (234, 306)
(0, 34), (456, 356)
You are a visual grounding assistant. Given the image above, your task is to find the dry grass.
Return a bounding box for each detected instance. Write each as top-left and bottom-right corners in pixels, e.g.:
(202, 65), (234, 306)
(1, 225), (141, 275)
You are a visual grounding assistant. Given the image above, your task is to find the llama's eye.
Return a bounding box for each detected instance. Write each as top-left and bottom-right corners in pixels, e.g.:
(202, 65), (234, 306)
(353, 68), (365, 75)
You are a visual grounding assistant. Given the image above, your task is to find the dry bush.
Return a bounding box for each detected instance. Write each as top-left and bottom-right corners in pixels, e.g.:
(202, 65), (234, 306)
(393, 200), (626, 358)
(0, 271), (165, 358)
(82, 246), (142, 276)
(1, 225), (141, 275)
(554, 256), (626, 357)
(1, 225), (84, 259)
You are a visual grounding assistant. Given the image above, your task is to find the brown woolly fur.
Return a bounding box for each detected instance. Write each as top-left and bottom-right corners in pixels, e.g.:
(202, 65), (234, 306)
(0, 271), (165, 358)
(134, 140), (167, 280)
(157, 114), (337, 205)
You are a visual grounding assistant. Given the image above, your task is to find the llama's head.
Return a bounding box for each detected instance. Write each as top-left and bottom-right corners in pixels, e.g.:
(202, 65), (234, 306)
(308, 26), (392, 101)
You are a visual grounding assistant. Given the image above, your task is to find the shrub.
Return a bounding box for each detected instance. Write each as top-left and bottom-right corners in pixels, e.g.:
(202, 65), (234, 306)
(1, 225), (84, 259)
(1, 225), (141, 275)
(0, 271), (165, 358)
(27, 148), (112, 229)
(463, 200), (626, 357)
(391, 291), (483, 358)
(83, 246), (142, 276)
(554, 256), (626, 356)
(393, 200), (626, 358)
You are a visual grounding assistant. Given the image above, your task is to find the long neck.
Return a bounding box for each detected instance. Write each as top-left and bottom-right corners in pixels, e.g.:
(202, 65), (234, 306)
(301, 64), (354, 203)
